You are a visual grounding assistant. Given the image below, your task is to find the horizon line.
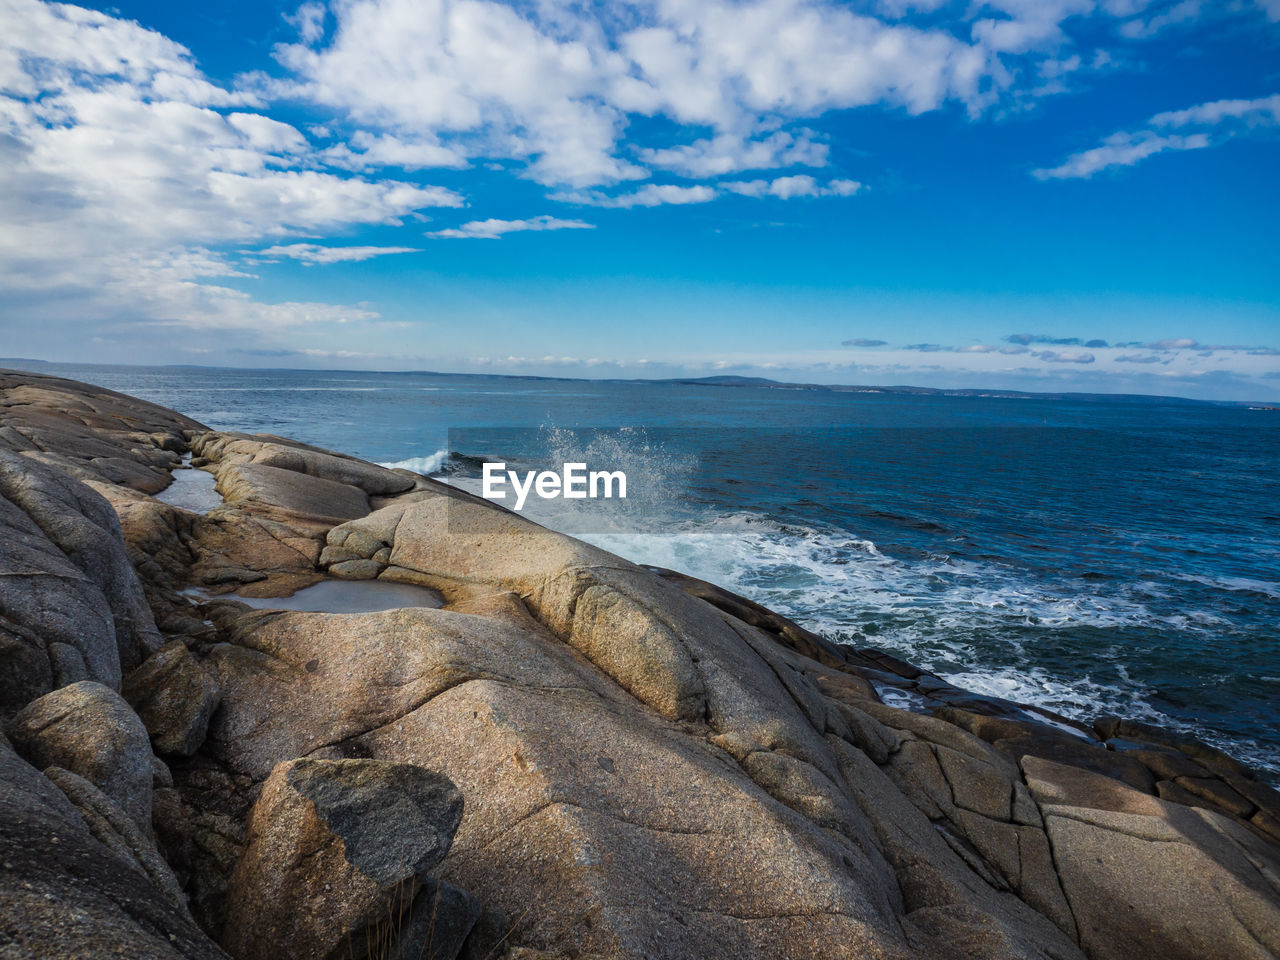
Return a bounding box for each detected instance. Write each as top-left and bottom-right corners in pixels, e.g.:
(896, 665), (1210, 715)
(4, 357), (1277, 408)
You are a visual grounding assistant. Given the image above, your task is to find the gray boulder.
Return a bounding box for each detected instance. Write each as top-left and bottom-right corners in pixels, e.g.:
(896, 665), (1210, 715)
(124, 640), (222, 757)
(0, 447), (162, 676)
(7, 680), (155, 834)
(0, 732), (224, 959)
(222, 758), (469, 960)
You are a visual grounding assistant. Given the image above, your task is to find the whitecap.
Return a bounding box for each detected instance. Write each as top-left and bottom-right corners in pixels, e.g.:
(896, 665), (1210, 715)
(378, 449), (450, 475)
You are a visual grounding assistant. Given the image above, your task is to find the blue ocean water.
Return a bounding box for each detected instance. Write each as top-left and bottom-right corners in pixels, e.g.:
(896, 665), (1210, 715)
(31, 362), (1280, 777)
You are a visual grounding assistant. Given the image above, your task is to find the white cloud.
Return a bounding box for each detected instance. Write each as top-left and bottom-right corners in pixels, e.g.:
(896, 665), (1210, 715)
(971, 0), (1094, 55)
(268, 0), (646, 188)
(722, 175), (863, 198)
(555, 184), (720, 208)
(1150, 94), (1280, 128)
(287, 2), (327, 45)
(1033, 130), (1210, 179)
(321, 131), (469, 171)
(1033, 92), (1279, 179)
(1118, 0), (1204, 38)
(426, 215), (595, 239)
(640, 130), (829, 178)
(0, 0), (463, 339)
(557, 176), (862, 207)
(259, 0), (1245, 193)
(226, 111), (307, 152)
(262, 0), (1011, 190)
(256, 243), (421, 263)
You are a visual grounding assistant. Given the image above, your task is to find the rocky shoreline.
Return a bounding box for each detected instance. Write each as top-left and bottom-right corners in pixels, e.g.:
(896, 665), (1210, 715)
(1, 368), (1278, 960)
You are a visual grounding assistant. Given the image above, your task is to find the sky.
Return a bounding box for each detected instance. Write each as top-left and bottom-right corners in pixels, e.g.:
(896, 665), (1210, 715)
(0, 0), (1278, 400)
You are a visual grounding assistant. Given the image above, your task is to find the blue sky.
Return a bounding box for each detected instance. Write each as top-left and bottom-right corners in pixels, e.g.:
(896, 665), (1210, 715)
(1, 0), (1278, 399)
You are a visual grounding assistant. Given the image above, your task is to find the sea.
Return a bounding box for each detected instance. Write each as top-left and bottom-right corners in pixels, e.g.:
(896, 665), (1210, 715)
(25, 362), (1280, 779)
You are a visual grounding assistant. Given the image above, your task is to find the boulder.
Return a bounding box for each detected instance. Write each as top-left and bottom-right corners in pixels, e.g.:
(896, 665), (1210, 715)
(214, 462), (371, 525)
(124, 641), (222, 757)
(221, 758), (468, 960)
(0, 732), (223, 959)
(7, 680), (155, 834)
(0, 447), (162, 675)
(0, 491), (119, 714)
(44, 765), (189, 918)
(190, 432), (415, 497)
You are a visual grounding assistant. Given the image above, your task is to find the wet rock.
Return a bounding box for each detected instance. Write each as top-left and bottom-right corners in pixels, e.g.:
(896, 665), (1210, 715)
(124, 640), (222, 757)
(1095, 716), (1255, 780)
(222, 758), (466, 960)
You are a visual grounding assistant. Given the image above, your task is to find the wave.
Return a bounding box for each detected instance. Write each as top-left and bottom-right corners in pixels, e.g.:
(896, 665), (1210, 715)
(378, 449), (450, 475)
(1173, 572), (1280, 601)
(401, 438), (1280, 781)
(572, 509), (1280, 775)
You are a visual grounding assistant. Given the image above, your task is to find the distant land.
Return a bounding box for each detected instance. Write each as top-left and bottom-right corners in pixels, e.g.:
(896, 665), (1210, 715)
(3, 358), (1276, 408)
(660, 375), (1280, 407)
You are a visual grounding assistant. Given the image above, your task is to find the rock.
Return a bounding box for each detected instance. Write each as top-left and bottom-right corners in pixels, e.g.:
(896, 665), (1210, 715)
(1021, 755), (1166, 817)
(0, 731), (223, 959)
(1095, 716), (1256, 780)
(0, 447), (163, 675)
(189, 511), (323, 596)
(124, 641), (222, 757)
(0, 371), (201, 493)
(937, 706), (1155, 792)
(221, 758), (467, 960)
(1170, 776), (1256, 818)
(191, 432), (414, 497)
(0, 490), (114, 713)
(1124, 746), (1210, 781)
(1041, 802), (1280, 960)
(378, 877), (481, 960)
(7, 681), (155, 834)
(1026, 754), (1280, 959)
(214, 462), (371, 525)
(5, 370), (1280, 960)
(328, 557), (383, 579)
(44, 766), (190, 918)
(0, 449), (168, 718)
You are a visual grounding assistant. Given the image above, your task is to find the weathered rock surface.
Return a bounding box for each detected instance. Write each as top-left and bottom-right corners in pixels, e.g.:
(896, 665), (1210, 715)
(124, 640), (222, 757)
(7, 680), (156, 834)
(0, 444), (164, 717)
(0, 733), (222, 960)
(1, 369), (1278, 960)
(221, 758), (468, 960)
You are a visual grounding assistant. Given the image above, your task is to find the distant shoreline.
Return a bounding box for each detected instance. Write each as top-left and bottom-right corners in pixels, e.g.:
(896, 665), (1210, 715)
(4, 357), (1275, 408)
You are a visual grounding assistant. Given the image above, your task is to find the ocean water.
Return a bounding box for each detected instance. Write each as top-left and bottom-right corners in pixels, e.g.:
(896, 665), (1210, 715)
(30, 362), (1280, 778)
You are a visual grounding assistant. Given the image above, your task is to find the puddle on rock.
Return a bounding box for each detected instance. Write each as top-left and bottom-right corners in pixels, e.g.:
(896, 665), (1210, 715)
(223, 579), (443, 614)
(155, 455), (224, 514)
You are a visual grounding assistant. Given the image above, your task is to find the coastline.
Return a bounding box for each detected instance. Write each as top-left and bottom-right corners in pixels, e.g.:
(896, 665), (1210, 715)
(2, 367), (1279, 959)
